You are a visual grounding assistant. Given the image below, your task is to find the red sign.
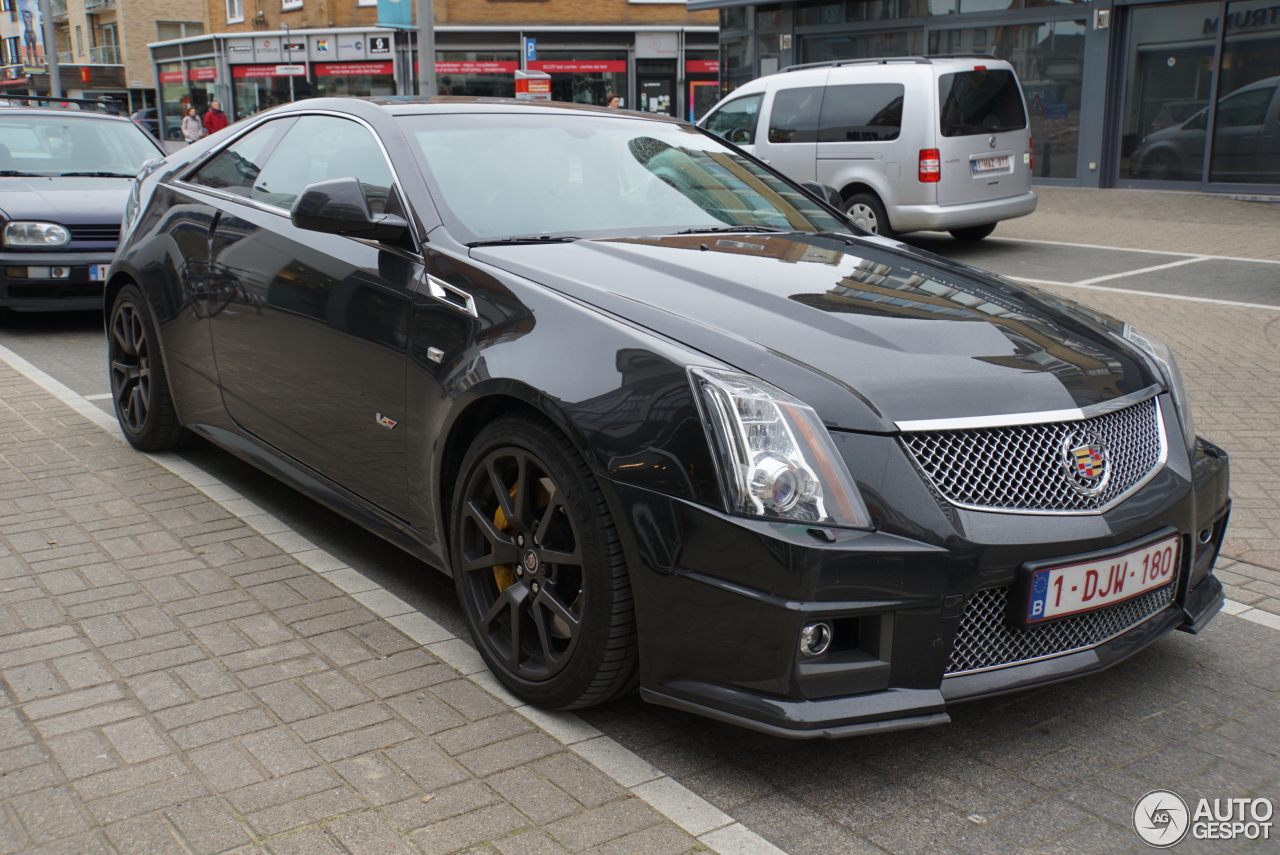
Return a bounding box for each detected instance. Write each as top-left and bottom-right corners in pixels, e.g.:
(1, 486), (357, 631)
(232, 64), (305, 79)
(80, 67), (92, 84)
(315, 62), (394, 76)
(158, 70), (186, 83)
(686, 60), (720, 74)
(433, 61), (518, 74)
(529, 60), (627, 73)
(190, 67), (218, 81)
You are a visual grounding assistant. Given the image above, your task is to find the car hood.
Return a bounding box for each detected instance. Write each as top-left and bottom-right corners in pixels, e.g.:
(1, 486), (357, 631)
(0, 176), (132, 224)
(472, 233), (1157, 433)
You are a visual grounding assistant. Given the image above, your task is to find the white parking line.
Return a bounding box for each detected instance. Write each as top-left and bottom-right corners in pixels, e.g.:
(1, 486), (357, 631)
(1015, 277), (1280, 313)
(0, 341), (785, 855)
(1070, 255), (1213, 287)
(994, 236), (1280, 266)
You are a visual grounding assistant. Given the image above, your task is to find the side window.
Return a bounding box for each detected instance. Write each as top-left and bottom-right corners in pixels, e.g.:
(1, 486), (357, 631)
(767, 87), (823, 143)
(703, 94), (763, 145)
(248, 115), (395, 213)
(1214, 87), (1273, 128)
(818, 84), (905, 142)
(188, 120), (290, 196)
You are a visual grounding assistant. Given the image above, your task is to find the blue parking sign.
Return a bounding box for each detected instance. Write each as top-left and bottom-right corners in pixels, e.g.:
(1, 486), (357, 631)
(525, 39), (537, 62)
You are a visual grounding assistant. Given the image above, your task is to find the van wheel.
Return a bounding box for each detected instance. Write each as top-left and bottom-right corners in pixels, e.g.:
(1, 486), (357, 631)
(949, 223), (997, 242)
(844, 193), (894, 238)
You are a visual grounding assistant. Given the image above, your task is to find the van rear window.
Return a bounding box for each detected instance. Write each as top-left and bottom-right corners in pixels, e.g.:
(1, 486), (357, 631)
(938, 70), (1027, 137)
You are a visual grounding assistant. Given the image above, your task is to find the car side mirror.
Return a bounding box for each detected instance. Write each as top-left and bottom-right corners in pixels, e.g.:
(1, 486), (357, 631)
(291, 177), (407, 243)
(803, 181), (844, 210)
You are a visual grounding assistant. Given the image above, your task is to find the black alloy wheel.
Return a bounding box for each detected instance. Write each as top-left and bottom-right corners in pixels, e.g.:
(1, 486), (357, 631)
(108, 284), (188, 451)
(452, 414), (638, 709)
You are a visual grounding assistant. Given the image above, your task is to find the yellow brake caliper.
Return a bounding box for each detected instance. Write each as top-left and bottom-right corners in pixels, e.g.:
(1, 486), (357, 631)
(492, 480), (550, 593)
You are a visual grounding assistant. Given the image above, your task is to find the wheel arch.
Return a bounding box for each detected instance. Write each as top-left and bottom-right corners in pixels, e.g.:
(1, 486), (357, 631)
(104, 268), (186, 426)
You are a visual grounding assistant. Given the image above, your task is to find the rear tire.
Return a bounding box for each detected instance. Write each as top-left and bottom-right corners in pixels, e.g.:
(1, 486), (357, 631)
(949, 223), (997, 242)
(844, 192), (895, 238)
(108, 284), (189, 451)
(451, 412), (638, 709)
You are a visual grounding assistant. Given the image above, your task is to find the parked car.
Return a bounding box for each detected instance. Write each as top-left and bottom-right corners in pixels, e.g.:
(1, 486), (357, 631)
(0, 103), (165, 311)
(700, 55), (1037, 241)
(108, 97), (1228, 738)
(131, 107), (185, 141)
(1133, 77), (1280, 183)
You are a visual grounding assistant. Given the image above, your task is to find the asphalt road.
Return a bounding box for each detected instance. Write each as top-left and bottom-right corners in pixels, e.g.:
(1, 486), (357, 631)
(3, 234), (1278, 854)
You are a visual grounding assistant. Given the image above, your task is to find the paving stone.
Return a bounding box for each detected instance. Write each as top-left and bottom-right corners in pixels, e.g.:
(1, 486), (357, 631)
(10, 786), (91, 843)
(457, 733), (562, 778)
(245, 788), (367, 837)
(530, 753), (628, 810)
(545, 797), (663, 851)
(325, 810), (416, 855)
(101, 718), (170, 763)
(165, 796), (254, 855)
(191, 742), (266, 792)
(239, 729), (318, 777)
(333, 752), (422, 807)
(488, 766), (583, 824)
(381, 778), (502, 833)
(409, 803), (530, 855)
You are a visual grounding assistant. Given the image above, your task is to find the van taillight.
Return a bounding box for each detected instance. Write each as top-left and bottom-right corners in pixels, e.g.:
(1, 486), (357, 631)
(919, 149), (941, 183)
(1029, 138), (1034, 172)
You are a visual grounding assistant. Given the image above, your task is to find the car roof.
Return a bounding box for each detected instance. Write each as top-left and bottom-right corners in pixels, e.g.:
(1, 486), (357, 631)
(264, 95), (690, 125)
(0, 106), (135, 123)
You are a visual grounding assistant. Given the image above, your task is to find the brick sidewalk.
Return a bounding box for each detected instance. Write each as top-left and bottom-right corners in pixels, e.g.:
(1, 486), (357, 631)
(997, 187), (1280, 262)
(0, 361), (717, 855)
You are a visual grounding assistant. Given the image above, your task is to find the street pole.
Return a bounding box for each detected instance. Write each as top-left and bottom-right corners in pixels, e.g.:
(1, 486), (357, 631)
(414, 0), (436, 98)
(283, 23), (295, 103)
(39, 0), (61, 98)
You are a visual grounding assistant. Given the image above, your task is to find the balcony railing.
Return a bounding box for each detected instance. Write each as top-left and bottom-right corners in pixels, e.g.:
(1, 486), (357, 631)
(89, 45), (121, 64)
(84, 0), (116, 10)
(56, 51), (74, 64)
(50, 0), (68, 20)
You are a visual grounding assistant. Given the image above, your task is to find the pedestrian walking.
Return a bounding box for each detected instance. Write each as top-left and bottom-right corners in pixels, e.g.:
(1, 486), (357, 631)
(607, 93), (622, 108)
(203, 100), (229, 135)
(181, 107), (203, 144)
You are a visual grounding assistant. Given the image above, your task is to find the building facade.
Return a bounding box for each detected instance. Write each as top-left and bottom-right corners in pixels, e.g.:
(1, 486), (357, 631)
(692, 0), (1280, 196)
(1, 0), (207, 113)
(143, 0), (718, 140)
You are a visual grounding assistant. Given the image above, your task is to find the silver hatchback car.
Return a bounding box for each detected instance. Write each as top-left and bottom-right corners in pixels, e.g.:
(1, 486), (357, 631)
(700, 55), (1037, 241)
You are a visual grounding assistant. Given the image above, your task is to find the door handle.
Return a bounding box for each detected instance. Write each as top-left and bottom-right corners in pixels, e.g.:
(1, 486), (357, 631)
(427, 275), (478, 318)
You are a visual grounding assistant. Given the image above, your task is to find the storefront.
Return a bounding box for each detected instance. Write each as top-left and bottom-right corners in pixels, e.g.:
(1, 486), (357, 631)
(151, 26), (721, 130)
(692, 0), (1279, 195)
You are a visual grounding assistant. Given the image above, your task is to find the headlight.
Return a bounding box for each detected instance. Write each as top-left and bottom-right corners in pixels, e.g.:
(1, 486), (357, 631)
(690, 367), (872, 528)
(2, 221), (71, 248)
(1123, 324), (1196, 451)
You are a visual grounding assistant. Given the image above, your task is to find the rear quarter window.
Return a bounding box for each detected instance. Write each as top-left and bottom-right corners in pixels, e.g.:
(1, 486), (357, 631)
(938, 69), (1027, 137)
(818, 83), (905, 142)
(768, 86), (823, 143)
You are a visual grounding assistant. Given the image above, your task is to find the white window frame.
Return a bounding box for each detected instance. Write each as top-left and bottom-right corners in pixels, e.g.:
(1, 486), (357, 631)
(356, 0), (377, 6)
(226, 0), (244, 24)
(282, 0), (303, 9)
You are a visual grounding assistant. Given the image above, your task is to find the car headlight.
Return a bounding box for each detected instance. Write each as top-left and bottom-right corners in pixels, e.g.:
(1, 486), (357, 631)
(689, 367), (872, 528)
(1123, 324), (1196, 451)
(2, 221), (71, 248)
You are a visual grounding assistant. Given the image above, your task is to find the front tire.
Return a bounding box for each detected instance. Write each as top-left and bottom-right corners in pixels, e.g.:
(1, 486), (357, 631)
(949, 223), (997, 242)
(108, 284), (189, 451)
(451, 413), (638, 709)
(844, 192), (895, 238)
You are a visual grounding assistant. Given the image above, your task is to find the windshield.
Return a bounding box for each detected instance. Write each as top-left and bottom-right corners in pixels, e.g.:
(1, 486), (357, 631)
(398, 113), (842, 243)
(0, 114), (161, 176)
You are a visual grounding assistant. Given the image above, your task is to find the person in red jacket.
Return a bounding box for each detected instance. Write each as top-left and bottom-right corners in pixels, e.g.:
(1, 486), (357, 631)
(203, 101), (228, 135)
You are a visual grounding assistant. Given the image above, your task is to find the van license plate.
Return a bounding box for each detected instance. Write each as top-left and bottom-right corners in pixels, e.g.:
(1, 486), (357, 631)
(89, 265), (108, 282)
(972, 156), (1011, 174)
(1024, 534), (1179, 625)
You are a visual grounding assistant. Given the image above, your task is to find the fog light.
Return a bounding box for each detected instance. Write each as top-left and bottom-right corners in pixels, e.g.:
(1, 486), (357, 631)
(799, 622), (832, 657)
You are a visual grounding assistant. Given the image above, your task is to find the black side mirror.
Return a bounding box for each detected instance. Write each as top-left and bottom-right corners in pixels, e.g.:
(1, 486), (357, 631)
(803, 181), (844, 211)
(291, 177), (408, 243)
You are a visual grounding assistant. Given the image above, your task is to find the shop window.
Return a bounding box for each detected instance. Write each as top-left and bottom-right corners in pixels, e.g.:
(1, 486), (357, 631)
(768, 87), (823, 142)
(722, 7), (748, 30)
(818, 83), (904, 141)
(798, 0), (928, 25)
(722, 36), (756, 95)
(758, 5), (784, 30)
(802, 29), (924, 64)
(1209, 0), (1280, 184)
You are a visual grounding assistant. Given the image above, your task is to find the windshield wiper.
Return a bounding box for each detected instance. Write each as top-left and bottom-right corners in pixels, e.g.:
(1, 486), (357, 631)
(674, 225), (788, 235)
(0, 170), (45, 177)
(467, 235), (581, 247)
(59, 171), (136, 178)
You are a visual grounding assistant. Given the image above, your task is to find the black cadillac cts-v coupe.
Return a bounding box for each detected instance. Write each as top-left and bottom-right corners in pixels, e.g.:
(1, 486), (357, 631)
(108, 97), (1230, 738)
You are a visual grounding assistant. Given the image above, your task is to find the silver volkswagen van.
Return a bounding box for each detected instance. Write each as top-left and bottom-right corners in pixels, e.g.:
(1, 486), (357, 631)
(700, 56), (1037, 241)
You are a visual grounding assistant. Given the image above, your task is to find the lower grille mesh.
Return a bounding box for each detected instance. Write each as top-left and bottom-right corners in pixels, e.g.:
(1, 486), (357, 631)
(946, 583), (1177, 675)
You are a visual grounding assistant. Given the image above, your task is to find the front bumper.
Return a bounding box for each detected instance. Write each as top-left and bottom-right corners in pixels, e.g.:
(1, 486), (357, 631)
(0, 250), (113, 311)
(892, 190), (1038, 234)
(613, 432), (1230, 738)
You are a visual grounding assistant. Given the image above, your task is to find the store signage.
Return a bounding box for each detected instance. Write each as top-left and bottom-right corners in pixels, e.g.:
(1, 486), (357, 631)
(434, 61), (518, 74)
(529, 60), (626, 73)
(637, 32), (678, 59)
(283, 42), (305, 52)
(158, 70), (186, 83)
(190, 67), (218, 81)
(686, 60), (720, 73)
(369, 36), (392, 54)
(232, 64), (305, 78)
(315, 62), (394, 76)
(1204, 6), (1280, 34)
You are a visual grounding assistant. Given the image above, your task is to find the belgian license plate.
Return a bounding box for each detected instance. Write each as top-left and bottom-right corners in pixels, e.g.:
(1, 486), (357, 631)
(1023, 534), (1179, 625)
(89, 264), (108, 282)
(972, 155), (1011, 174)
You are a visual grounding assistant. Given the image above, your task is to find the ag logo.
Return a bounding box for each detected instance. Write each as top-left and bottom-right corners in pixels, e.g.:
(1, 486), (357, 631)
(1134, 790), (1190, 847)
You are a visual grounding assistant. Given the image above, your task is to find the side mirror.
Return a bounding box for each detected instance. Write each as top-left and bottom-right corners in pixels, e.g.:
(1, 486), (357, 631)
(803, 181), (844, 211)
(291, 177), (407, 243)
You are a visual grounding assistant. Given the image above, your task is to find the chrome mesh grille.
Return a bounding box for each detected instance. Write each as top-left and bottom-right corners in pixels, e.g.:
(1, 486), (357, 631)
(946, 583), (1176, 675)
(901, 398), (1163, 512)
